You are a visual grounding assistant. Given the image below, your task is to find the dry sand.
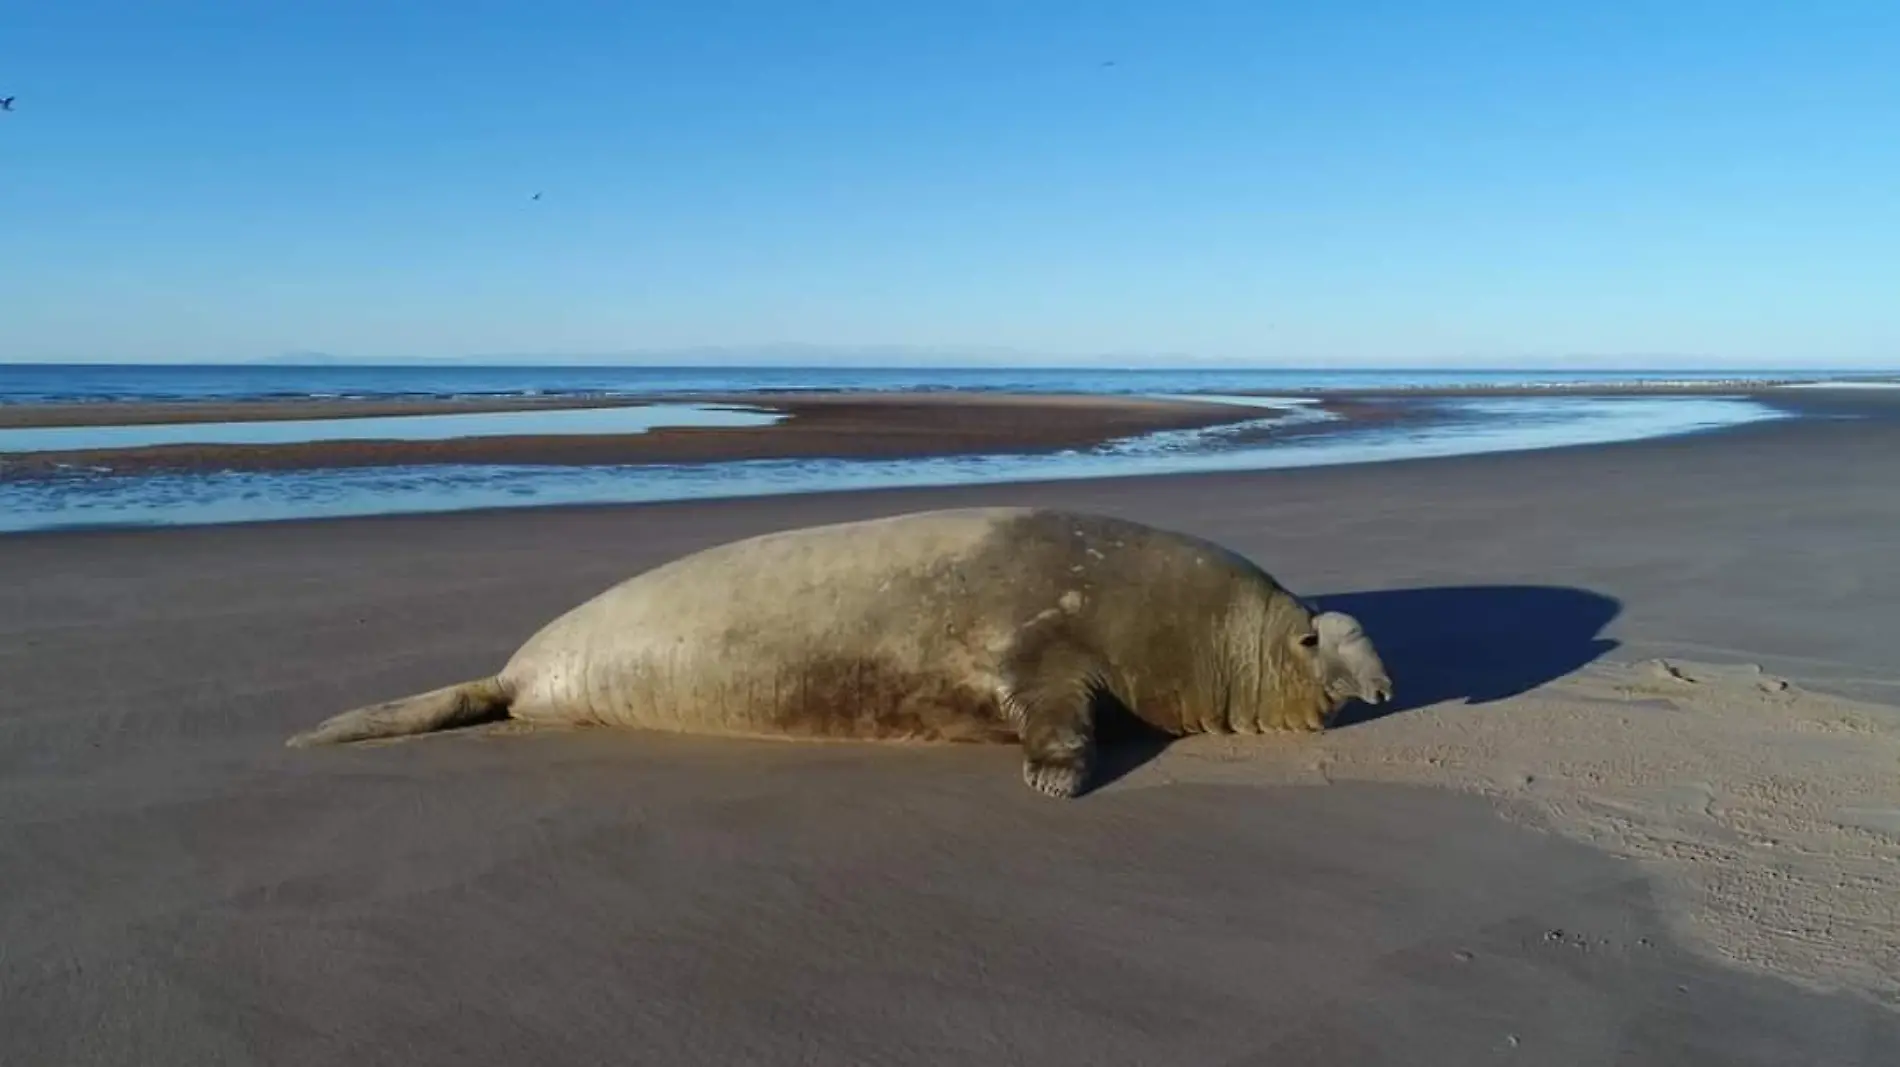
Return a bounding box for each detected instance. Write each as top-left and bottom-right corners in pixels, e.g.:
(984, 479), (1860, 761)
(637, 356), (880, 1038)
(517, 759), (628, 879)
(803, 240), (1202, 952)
(2, 388), (1898, 1064)
(1154, 657), (1900, 1002)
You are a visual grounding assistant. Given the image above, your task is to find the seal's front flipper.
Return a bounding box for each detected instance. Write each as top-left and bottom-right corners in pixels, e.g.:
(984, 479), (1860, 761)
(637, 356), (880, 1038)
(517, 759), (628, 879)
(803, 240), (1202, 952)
(285, 676), (513, 747)
(1001, 637), (1108, 799)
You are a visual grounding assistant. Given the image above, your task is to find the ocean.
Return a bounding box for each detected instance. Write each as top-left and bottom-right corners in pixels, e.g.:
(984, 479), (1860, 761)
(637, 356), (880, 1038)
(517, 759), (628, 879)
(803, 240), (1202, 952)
(0, 363), (1872, 533)
(0, 363), (1871, 407)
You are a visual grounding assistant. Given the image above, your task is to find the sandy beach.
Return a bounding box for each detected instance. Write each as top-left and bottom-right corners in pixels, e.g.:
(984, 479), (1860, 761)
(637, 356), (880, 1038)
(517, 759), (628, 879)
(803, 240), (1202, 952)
(3, 388), (1898, 1064)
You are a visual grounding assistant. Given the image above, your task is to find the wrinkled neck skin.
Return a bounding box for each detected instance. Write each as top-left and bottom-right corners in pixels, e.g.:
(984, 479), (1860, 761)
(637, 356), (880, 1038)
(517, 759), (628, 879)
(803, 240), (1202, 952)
(1201, 588), (1334, 735)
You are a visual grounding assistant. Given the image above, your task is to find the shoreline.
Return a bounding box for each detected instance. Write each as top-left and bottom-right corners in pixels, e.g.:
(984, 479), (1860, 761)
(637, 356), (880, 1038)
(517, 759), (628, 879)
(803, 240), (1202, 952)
(0, 388), (1297, 429)
(0, 389), (1825, 534)
(0, 392), (1302, 476)
(0, 381), (1834, 480)
(4, 375), (1892, 430)
(0, 390), (1849, 540)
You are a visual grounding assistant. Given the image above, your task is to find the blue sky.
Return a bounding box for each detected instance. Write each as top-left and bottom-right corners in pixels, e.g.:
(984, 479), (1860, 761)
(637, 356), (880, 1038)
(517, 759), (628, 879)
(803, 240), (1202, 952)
(2, 1), (1896, 367)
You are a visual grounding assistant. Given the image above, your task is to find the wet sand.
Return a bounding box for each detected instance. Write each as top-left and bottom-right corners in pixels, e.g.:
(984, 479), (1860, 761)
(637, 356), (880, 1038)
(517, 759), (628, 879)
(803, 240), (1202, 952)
(8, 382), (1852, 477)
(3, 389), (1898, 1064)
(0, 391), (1285, 475)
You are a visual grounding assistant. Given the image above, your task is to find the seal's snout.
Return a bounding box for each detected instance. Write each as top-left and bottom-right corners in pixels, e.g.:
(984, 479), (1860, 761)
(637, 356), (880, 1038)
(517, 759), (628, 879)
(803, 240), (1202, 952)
(1328, 668), (1392, 710)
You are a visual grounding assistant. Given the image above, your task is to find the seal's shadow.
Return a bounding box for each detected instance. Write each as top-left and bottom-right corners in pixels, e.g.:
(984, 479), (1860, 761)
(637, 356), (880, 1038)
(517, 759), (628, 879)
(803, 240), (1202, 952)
(1310, 584), (1623, 727)
(1090, 692), (1179, 790)
(1088, 584), (1622, 791)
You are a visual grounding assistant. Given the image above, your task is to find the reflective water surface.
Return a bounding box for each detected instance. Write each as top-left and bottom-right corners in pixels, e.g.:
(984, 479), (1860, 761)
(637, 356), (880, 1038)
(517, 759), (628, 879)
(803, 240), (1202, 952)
(0, 403), (782, 453)
(0, 395), (1787, 533)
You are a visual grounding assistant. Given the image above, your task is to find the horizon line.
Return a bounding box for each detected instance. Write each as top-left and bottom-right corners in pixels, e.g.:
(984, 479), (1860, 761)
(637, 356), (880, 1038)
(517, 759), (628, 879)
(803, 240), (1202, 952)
(3, 362), (1896, 377)
(5, 353), (1895, 373)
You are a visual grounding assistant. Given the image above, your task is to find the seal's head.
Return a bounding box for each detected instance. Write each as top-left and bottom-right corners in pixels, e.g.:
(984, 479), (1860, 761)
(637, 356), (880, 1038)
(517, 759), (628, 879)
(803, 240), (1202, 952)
(1294, 610), (1393, 720)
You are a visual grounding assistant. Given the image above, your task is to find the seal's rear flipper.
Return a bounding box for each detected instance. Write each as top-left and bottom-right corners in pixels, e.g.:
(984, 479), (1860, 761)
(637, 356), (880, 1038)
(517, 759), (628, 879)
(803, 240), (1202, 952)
(285, 677), (513, 747)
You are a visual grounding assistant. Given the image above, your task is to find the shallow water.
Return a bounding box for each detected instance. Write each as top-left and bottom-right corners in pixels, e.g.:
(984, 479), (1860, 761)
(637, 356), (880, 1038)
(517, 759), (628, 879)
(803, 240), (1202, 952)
(0, 395), (1787, 533)
(3, 363), (1883, 407)
(0, 403), (781, 453)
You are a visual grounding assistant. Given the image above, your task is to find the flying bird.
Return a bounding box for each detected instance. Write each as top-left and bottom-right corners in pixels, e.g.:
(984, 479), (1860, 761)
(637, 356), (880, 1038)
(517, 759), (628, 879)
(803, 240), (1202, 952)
(0, 97), (15, 112)
(530, 192), (542, 201)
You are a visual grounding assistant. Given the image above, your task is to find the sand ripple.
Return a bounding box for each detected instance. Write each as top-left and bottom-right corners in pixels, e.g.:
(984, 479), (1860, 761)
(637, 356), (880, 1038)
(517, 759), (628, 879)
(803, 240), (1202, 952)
(1145, 658), (1900, 1005)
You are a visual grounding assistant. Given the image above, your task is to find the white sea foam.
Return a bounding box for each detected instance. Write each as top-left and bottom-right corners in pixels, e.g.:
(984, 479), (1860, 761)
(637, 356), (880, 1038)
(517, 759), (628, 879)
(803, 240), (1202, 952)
(1778, 379), (1900, 390)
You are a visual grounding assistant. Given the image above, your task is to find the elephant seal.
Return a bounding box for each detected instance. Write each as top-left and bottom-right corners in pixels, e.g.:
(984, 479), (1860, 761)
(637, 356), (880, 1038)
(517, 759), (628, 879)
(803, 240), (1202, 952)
(286, 507), (1392, 798)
